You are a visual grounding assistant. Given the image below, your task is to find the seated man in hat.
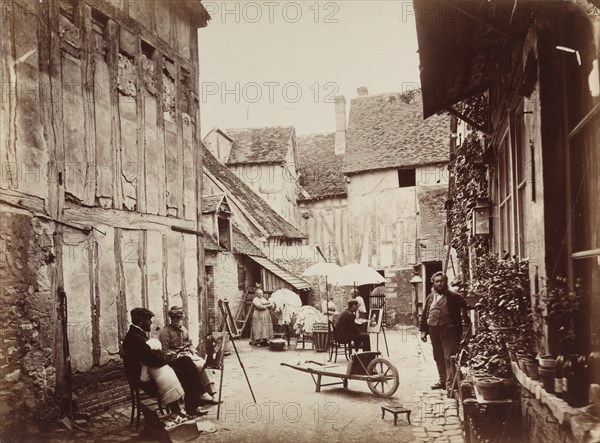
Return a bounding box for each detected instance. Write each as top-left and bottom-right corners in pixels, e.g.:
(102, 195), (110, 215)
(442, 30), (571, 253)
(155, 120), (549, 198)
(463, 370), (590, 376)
(335, 300), (371, 352)
(159, 306), (219, 405)
(122, 307), (209, 416)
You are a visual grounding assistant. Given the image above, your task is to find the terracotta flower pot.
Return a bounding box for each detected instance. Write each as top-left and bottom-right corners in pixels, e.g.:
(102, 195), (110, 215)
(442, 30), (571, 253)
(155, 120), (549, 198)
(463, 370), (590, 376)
(538, 355), (556, 368)
(524, 360), (540, 380)
(538, 367), (555, 393)
(471, 371), (492, 383)
(476, 377), (505, 401)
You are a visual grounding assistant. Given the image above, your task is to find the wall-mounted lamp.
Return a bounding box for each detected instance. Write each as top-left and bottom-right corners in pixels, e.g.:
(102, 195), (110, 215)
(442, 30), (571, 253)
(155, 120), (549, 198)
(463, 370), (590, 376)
(471, 197), (490, 236)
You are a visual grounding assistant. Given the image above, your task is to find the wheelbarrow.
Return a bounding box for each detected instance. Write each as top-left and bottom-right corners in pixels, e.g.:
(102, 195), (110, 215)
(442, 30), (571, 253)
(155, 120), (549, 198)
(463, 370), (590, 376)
(281, 351), (399, 398)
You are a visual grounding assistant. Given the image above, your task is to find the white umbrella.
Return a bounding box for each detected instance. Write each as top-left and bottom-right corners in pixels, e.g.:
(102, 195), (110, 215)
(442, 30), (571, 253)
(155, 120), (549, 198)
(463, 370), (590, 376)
(330, 263), (386, 287)
(302, 262), (341, 322)
(270, 288), (302, 309)
(301, 262), (341, 279)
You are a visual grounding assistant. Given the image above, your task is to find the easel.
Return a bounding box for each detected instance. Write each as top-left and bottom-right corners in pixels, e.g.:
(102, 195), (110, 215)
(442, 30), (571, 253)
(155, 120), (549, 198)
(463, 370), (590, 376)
(215, 299), (256, 419)
(371, 324), (389, 357)
(368, 297), (389, 357)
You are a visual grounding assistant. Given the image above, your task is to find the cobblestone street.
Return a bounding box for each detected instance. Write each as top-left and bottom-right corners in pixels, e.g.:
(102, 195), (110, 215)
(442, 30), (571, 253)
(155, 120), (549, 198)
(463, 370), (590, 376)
(32, 327), (464, 443)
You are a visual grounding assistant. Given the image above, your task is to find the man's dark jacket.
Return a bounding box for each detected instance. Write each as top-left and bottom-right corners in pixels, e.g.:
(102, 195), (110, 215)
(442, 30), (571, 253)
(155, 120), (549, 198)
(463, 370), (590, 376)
(419, 290), (468, 334)
(122, 325), (165, 387)
(335, 309), (362, 342)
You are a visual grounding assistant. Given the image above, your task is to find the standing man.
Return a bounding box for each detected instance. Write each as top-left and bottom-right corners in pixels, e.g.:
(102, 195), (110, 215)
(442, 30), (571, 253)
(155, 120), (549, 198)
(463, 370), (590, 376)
(420, 272), (471, 397)
(335, 300), (371, 352)
(159, 306), (219, 405)
(351, 289), (368, 332)
(122, 308), (208, 416)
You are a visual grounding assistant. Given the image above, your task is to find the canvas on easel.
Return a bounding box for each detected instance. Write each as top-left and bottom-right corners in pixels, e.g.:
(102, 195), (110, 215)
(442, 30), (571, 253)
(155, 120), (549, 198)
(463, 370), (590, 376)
(367, 308), (383, 333)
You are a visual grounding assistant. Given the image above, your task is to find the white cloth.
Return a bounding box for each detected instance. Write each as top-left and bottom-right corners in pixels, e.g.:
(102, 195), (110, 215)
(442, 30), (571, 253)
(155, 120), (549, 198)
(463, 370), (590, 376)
(355, 296), (367, 317)
(142, 338), (184, 404)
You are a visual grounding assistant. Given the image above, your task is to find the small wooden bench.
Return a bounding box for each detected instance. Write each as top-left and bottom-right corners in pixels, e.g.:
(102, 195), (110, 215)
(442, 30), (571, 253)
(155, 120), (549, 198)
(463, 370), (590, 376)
(381, 406), (411, 425)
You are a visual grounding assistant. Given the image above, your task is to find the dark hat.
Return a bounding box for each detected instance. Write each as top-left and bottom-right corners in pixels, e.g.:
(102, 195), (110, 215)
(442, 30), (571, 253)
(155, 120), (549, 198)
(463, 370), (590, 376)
(168, 306), (185, 318)
(130, 307), (154, 322)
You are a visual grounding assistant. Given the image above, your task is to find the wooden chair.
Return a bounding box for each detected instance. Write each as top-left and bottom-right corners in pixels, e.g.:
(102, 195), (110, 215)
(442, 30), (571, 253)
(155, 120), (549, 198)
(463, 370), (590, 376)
(328, 321), (351, 363)
(120, 345), (164, 430)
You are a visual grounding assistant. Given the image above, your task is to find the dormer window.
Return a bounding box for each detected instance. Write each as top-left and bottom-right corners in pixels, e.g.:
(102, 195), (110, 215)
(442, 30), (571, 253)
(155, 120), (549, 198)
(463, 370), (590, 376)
(201, 194), (232, 250)
(217, 216), (231, 250)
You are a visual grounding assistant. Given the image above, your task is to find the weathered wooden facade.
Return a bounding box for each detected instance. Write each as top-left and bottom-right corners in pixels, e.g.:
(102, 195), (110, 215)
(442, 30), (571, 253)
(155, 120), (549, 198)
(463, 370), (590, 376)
(0, 0), (209, 432)
(415, 0), (599, 441)
(201, 143), (310, 329)
(203, 126), (301, 229)
(298, 90), (451, 323)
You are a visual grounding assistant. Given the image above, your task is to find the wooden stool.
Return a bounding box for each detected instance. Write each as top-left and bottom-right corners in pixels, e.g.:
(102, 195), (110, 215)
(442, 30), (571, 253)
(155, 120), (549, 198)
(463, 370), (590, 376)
(381, 406), (411, 425)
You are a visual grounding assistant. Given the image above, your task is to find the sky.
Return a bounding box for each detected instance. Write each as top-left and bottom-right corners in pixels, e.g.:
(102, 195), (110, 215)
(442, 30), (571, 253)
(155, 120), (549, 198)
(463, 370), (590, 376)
(198, 1), (421, 136)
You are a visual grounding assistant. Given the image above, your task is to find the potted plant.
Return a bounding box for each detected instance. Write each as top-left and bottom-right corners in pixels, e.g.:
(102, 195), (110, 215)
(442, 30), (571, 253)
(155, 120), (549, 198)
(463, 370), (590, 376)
(538, 276), (583, 354)
(476, 377), (505, 401)
(470, 255), (530, 331)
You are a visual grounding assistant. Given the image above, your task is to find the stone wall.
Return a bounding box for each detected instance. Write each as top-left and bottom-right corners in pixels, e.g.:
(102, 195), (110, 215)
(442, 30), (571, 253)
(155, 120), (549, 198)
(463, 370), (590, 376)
(72, 361), (129, 416)
(519, 390), (580, 443)
(205, 252), (242, 333)
(0, 212), (60, 433)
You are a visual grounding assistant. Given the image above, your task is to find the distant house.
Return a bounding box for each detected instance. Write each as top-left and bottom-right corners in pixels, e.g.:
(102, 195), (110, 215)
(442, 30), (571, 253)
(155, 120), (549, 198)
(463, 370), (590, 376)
(203, 126), (301, 229)
(297, 131), (348, 264)
(343, 89), (450, 323)
(297, 89), (451, 324)
(201, 144), (310, 330)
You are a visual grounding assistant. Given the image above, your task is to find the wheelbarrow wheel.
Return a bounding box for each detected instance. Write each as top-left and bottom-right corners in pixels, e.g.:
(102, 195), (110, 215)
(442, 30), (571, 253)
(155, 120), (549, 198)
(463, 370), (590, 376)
(366, 358), (399, 398)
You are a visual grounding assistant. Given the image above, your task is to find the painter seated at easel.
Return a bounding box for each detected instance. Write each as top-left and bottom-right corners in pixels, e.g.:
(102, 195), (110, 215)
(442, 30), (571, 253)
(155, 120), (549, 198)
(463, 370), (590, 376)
(159, 306), (221, 405)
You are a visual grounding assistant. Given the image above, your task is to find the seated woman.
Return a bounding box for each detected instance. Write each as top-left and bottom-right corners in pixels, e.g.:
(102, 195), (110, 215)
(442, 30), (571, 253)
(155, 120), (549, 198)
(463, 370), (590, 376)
(250, 284), (273, 347)
(321, 296), (339, 323)
(159, 306), (220, 405)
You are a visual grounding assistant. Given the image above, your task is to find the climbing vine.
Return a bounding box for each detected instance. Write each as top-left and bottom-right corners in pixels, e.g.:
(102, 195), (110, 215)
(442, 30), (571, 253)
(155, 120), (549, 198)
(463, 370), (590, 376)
(448, 131), (489, 277)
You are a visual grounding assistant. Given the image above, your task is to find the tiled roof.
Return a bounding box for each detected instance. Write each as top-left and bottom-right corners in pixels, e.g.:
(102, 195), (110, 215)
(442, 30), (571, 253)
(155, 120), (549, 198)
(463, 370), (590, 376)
(232, 224), (265, 257)
(224, 127), (294, 165)
(297, 133), (346, 201)
(202, 143), (306, 240)
(201, 194), (224, 214)
(342, 91), (450, 174)
(247, 255), (311, 290)
(203, 235), (222, 252)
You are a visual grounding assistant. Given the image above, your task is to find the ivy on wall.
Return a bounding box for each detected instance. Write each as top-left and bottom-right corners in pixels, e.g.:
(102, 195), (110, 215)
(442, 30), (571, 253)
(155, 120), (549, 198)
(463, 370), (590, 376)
(448, 132), (489, 277)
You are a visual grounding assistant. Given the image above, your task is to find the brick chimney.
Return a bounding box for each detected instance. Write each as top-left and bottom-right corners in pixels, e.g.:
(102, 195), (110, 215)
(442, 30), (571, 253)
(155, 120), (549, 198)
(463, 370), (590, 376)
(357, 86), (368, 97)
(334, 95), (346, 155)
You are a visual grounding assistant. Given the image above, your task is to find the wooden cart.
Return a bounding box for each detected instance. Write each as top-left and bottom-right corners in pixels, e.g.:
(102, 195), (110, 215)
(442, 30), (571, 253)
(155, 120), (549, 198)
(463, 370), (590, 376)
(281, 351), (399, 398)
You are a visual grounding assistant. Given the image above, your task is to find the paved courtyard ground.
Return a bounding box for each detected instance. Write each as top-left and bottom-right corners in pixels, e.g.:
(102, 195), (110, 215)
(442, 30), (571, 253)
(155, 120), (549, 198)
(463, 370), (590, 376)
(33, 326), (464, 443)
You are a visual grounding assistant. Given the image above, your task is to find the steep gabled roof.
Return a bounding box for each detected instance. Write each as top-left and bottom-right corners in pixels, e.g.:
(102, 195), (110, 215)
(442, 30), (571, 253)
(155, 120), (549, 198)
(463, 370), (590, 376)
(202, 143), (306, 240)
(232, 224), (265, 257)
(224, 127), (294, 165)
(201, 194), (229, 214)
(342, 91), (450, 174)
(297, 133), (346, 201)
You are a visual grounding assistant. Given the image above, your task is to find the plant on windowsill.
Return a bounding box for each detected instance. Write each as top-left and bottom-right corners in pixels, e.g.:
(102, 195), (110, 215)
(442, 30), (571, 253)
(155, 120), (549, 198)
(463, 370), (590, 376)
(471, 254), (530, 330)
(537, 276), (583, 353)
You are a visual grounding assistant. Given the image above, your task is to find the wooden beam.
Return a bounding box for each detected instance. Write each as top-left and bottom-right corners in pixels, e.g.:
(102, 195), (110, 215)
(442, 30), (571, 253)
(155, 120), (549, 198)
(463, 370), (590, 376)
(63, 204), (197, 231)
(445, 106), (493, 137)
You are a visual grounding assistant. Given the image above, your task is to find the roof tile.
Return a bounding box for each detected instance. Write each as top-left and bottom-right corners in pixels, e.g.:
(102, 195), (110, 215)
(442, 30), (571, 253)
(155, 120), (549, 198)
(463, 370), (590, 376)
(202, 143), (306, 240)
(297, 133), (346, 200)
(225, 126), (294, 165)
(343, 91), (450, 174)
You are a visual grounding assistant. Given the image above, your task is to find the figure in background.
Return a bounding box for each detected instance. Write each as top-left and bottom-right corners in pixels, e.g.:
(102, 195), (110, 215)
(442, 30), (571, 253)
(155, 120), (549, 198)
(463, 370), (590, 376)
(335, 300), (371, 352)
(420, 272), (472, 397)
(122, 308), (208, 416)
(250, 283), (273, 347)
(351, 289), (368, 332)
(159, 306), (220, 405)
(321, 295), (338, 321)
